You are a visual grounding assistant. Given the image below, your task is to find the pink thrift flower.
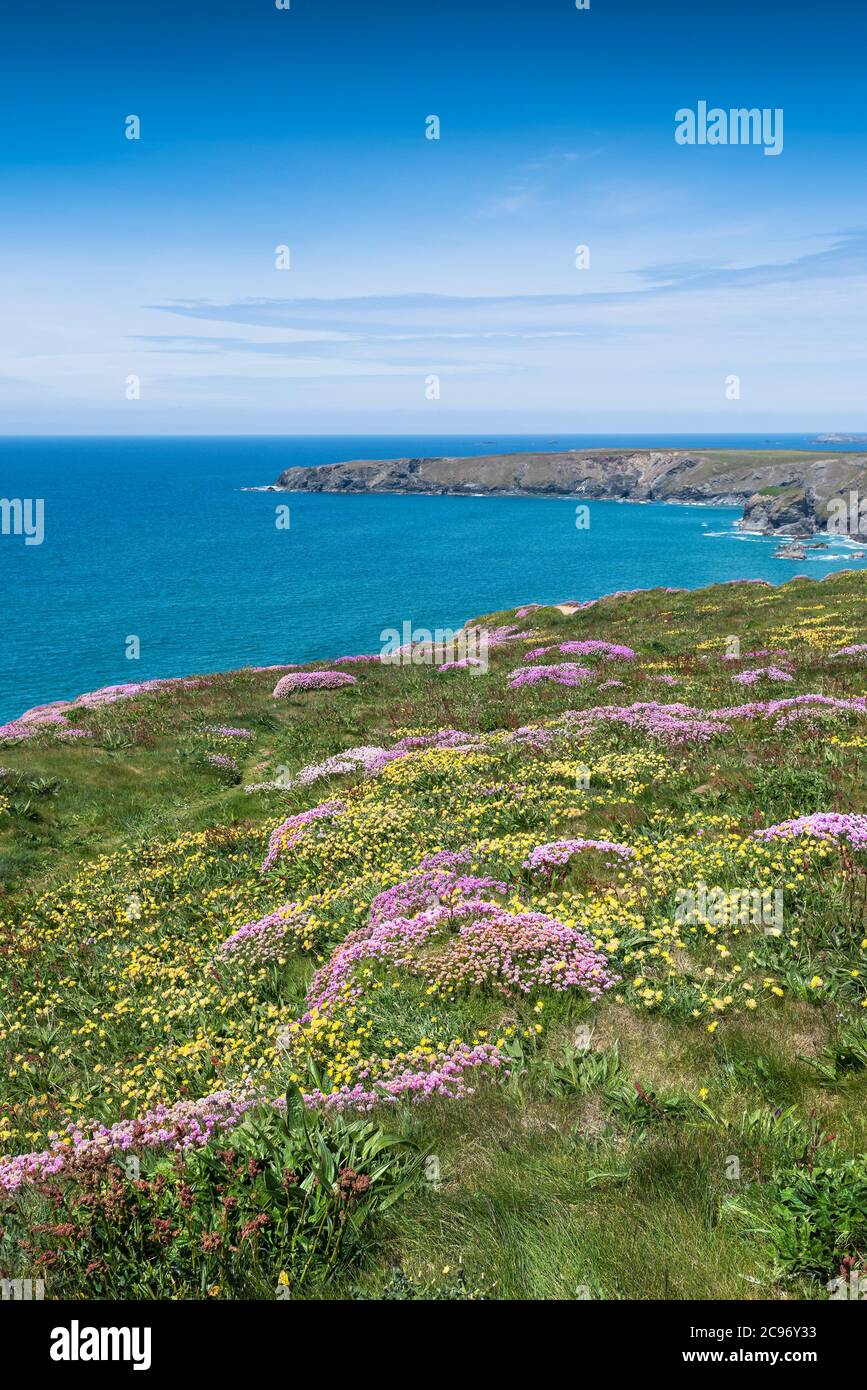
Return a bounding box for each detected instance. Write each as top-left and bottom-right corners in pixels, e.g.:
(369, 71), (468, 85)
(273, 671), (358, 697)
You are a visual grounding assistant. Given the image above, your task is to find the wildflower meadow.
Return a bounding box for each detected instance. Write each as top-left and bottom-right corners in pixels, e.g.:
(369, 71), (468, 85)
(1, 570), (866, 1300)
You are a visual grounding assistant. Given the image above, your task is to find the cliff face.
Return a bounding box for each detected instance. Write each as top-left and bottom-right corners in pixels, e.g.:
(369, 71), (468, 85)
(274, 448), (867, 536)
(740, 488), (820, 537)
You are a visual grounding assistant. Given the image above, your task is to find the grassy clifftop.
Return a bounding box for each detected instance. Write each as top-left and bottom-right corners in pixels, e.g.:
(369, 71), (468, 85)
(1, 571), (866, 1300)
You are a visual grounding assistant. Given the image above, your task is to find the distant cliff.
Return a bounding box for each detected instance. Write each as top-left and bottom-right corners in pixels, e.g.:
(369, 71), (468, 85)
(275, 448), (867, 537)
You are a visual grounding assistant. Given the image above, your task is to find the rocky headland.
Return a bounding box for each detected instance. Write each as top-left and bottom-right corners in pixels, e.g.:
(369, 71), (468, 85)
(275, 447), (867, 538)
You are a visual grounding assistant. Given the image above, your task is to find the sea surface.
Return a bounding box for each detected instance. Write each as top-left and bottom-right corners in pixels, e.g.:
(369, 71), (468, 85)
(1, 433), (865, 724)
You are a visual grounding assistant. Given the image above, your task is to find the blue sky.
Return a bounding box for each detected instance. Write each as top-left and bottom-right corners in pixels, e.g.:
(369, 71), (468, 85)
(2, 0), (866, 433)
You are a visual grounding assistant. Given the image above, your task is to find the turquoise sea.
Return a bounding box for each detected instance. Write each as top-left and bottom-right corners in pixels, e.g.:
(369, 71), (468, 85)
(1, 434), (865, 723)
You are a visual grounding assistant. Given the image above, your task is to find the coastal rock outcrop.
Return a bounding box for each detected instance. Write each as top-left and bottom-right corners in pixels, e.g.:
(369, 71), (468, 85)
(740, 487), (820, 537)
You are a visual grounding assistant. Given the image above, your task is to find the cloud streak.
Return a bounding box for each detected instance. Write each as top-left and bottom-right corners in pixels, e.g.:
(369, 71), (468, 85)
(147, 233), (867, 346)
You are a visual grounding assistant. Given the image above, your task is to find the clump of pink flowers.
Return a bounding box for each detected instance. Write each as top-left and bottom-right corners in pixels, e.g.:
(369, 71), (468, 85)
(261, 799), (346, 872)
(558, 639), (635, 660)
(415, 846), (475, 870)
(438, 657), (483, 672)
(772, 707), (833, 732)
(0, 721), (36, 742)
(753, 813), (867, 852)
(523, 640), (635, 663)
(2, 702), (80, 740)
(0, 1082), (266, 1194)
(303, 898), (618, 1021)
(421, 905), (620, 999)
(273, 671), (358, 697)
(305, 1042), (508, 1114)
(505, 725), (555, 749)
(206, 752), (239, 775)
(523, 838), (635, 872)
(219, 903), (310, 963)
(368, 869), (509, 926)
(509, 664), (592, 688)
(12, 705), (73, 727)
(732, 666), (793, 686)
(205, 725), (254, 740)
(281, 745), (386, 790)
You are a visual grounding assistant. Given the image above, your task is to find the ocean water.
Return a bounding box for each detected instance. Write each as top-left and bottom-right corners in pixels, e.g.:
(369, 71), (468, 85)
(1, 433), (865, 724)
